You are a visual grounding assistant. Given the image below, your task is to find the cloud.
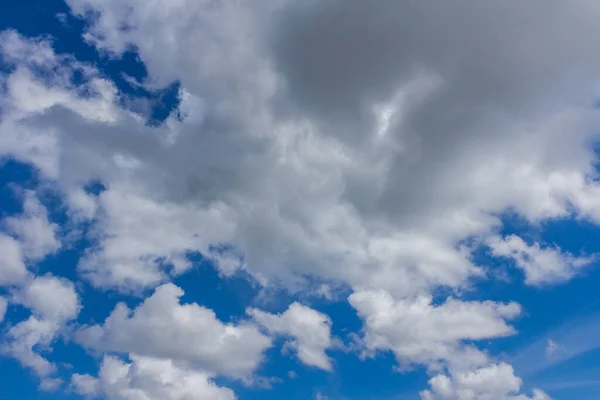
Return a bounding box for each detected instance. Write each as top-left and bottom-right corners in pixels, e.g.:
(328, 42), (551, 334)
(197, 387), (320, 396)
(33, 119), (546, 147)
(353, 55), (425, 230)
(3, 190), (61, 260)
(314, 391), (329, 400)
(545, 340), (560, 358)
(0, 190), (60, 288)
(487, 235), (593, 286)
(420, 362), (551, 400)
(349, 289), (521, 370)
(248, 302), (334, 371)
(71, 355), (236, 400)
(15, 274), (81, 321)
(0, 234), (28, 286)
(76, 283), (272, 378)
(3, 275), (80, 381)
(0, 192), (77, 388)
(3, 1), (600, 397)
(1, 1), (598, 298)
(77, 184), (238, 292)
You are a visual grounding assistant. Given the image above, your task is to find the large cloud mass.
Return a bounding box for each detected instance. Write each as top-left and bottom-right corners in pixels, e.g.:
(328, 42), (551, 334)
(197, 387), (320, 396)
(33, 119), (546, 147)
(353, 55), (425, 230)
(1, 0), (600, 398)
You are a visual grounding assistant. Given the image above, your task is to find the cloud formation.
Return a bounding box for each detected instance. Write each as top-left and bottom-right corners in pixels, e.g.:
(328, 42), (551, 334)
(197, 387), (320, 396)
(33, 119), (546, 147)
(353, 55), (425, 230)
(249, 302), (334, 371)
(71, 355), (236, 400)
(349, 289), (521, 370)
(3, 0), (600, 398)
(76, 283), (272, 378)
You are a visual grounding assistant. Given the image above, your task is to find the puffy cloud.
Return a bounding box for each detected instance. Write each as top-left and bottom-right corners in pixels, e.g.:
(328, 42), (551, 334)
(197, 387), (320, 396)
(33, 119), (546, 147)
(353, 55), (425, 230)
(77, 184), (238, 292)
(420, 362), (551, 400)
(76, 283), (272, 378)
(0, 190), (75, 388)
(0, 0), (591, 301)
(3, 190), (60, 261)
(39, 377), (64, 392)
(0, 234), (28, 286)
(0, 191), (59, 288)
(2, 0), (600, 299)
(248, 302), (333, 371)
(487, 235), (594, 286)
(2, 1), (600, 396)
(16, 274), (81, 322)
(3, 275), (80, 380)
(71, 355), (236, 400)
(349, 290), (521, 369)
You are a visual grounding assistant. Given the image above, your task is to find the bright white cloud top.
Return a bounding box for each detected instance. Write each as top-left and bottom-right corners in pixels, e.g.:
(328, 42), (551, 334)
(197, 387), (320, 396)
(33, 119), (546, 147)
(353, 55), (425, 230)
(1, 1), (600, 399)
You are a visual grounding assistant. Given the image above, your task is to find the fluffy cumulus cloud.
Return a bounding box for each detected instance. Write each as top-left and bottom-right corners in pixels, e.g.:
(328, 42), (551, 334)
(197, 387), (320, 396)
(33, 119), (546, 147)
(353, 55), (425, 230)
(76, 283), (272, 378)
(0, 191), (78, 390)
(0, 190), (59, 288)
(349, 290), (521, 370)
(3, 190), (61, 261)
(248, 302), (333, 371)
(71, 355), (236, 400)
(3, 275), (80, 388)
(420, 362), (550, 400)
(2, 0), (600, 398)
(0, 234), (28, 286)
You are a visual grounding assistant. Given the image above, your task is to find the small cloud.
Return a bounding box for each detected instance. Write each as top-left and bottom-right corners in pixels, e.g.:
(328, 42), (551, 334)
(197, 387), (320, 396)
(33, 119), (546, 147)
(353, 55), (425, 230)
(55, 13), (68, 26)
(546, 339), (560, 357)
(288, 370), (297, 379)
(314, 391), (329, 400)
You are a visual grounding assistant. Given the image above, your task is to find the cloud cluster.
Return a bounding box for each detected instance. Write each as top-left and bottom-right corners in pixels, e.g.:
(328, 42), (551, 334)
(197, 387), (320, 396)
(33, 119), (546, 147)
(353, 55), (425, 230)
(71, 355), (236, 400)
(0, 192), (80, 390)
(2, 0), (600, 398)
(76, 283), (272, 378)
(420, 362), (550, 400)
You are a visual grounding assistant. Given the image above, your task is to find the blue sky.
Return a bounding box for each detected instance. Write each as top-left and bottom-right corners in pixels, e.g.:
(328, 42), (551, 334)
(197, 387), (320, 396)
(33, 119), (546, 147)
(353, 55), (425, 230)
(1, 1), (600, 400)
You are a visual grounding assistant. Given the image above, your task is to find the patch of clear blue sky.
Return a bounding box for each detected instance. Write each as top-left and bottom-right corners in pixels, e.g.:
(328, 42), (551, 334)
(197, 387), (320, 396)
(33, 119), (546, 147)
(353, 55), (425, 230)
(0, 1), (599, 400)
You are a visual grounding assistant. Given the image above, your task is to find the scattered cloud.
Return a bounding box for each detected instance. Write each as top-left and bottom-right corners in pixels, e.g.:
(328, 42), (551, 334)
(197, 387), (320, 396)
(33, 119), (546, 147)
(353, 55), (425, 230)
(349, 289), (521, 370)
(487, 235), (594, 286)
(2, 0), (600, 398)
(420, 362), (550, 400)
(249, 302), (334, 371)
(71, 355), (236, 400)
(76, 283), (272, 378)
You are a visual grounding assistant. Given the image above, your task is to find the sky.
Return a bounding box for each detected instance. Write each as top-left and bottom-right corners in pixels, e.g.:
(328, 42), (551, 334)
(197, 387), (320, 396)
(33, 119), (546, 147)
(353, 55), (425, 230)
(0, 1), (600, 399)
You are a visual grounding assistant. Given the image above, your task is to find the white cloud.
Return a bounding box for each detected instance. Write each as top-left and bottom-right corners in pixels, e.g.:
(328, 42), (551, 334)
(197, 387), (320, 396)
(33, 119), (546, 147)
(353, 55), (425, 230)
(76, 283), (272, 378)
(545, 339), (561, 359)
(16, 274), (81, 322)
(0, 296), (7, 322)
(2, 8), (600, 300)
(248, 302), (333, 371)
(349, 290), (521, 370)
(77, 184), (238, 292)
(3, 1), (600, 397)
(67, 187), (98, 221)
(3, 190), (61, 261)
(0, 190), (76, 389)
(314, 391), (329, 400)
(3, 275), (80, 382)
(71, 355), (236, 400)
(71, 372), (99, 395)
(0, 234), (28, 286)
(487, 235), (593, 286)
(420, 362), (551, 400)
(40, 377), (64, 392)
